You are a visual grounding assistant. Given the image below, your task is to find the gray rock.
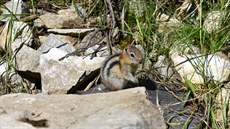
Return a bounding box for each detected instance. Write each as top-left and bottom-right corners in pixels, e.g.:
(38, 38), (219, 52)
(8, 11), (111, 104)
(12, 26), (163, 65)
(40, 59), (83, 94)
(14, 45), (40, 73)
(13, 44), (41, 84)
(0, 87), (166, 129)
(38, 34), (76, 54)
(40, 48), (106, 94)
(47, 28), (95, 37)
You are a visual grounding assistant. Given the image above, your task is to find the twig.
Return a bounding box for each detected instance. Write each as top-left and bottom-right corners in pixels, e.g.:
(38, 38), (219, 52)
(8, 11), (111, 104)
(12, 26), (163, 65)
(85, 0), (100, 18)
(84, 76), (100, 91)
(104, 0), (117, 55)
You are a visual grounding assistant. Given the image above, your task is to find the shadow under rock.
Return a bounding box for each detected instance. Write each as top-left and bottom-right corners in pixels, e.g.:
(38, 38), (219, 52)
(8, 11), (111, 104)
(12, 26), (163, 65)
(141, 76), (203, 129)
(17, 71), (41, 90)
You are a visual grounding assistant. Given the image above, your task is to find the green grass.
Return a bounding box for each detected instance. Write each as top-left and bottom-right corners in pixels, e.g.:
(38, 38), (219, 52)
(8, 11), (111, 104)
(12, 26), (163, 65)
(0, 0), (30, 94)
(0, 1), (16, 94)
(122, 0), (230, 128)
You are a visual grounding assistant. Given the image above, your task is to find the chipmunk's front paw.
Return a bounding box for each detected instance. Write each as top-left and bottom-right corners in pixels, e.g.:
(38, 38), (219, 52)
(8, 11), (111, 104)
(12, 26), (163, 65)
(127, 77), (139, 88)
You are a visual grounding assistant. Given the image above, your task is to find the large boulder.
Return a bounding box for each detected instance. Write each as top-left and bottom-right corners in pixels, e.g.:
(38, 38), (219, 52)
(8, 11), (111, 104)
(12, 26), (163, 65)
(0, 87), (166, 129)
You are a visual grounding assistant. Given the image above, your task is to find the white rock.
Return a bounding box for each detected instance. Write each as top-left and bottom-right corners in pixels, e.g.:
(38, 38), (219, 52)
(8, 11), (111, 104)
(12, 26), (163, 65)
(0, 87), (166, 129)
(171, 54), (230, 84)
(40, 59), (84, 94)
(40, 48), (106, 94)
(170, 44), (200, 56)
(64, 56), (105, 71)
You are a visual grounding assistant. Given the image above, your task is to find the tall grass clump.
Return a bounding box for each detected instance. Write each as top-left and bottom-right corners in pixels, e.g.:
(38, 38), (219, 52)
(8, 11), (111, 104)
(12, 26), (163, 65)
(125, 0), (229, 128)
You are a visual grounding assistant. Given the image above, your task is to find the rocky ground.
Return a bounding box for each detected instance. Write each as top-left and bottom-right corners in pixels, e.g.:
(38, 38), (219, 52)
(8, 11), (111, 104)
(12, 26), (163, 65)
(0, 0), (229, 129)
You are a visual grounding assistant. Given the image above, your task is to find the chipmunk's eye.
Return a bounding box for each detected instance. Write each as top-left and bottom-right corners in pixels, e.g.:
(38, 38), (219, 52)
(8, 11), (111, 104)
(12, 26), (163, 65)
(130, 52), (135, 58)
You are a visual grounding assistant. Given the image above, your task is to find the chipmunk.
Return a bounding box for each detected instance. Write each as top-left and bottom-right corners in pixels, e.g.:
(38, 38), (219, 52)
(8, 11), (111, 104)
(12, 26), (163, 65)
(100, 45), (143, 91)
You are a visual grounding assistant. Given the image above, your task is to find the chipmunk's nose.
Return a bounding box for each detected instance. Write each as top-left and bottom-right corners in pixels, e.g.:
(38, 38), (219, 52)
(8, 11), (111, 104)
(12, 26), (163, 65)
(139, 58), (143, 64)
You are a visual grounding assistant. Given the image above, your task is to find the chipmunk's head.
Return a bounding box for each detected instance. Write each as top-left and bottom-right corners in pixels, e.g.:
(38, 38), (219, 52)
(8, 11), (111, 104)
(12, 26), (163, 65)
(122, 45), (143, 65)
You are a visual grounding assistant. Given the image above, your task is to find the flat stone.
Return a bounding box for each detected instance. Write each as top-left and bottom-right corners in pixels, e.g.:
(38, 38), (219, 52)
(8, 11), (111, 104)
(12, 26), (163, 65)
(0, 87), (166, 129)
(33, 8), (83, 29)
(39, 35), (79, 46)
(47, 28), (95, 37)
